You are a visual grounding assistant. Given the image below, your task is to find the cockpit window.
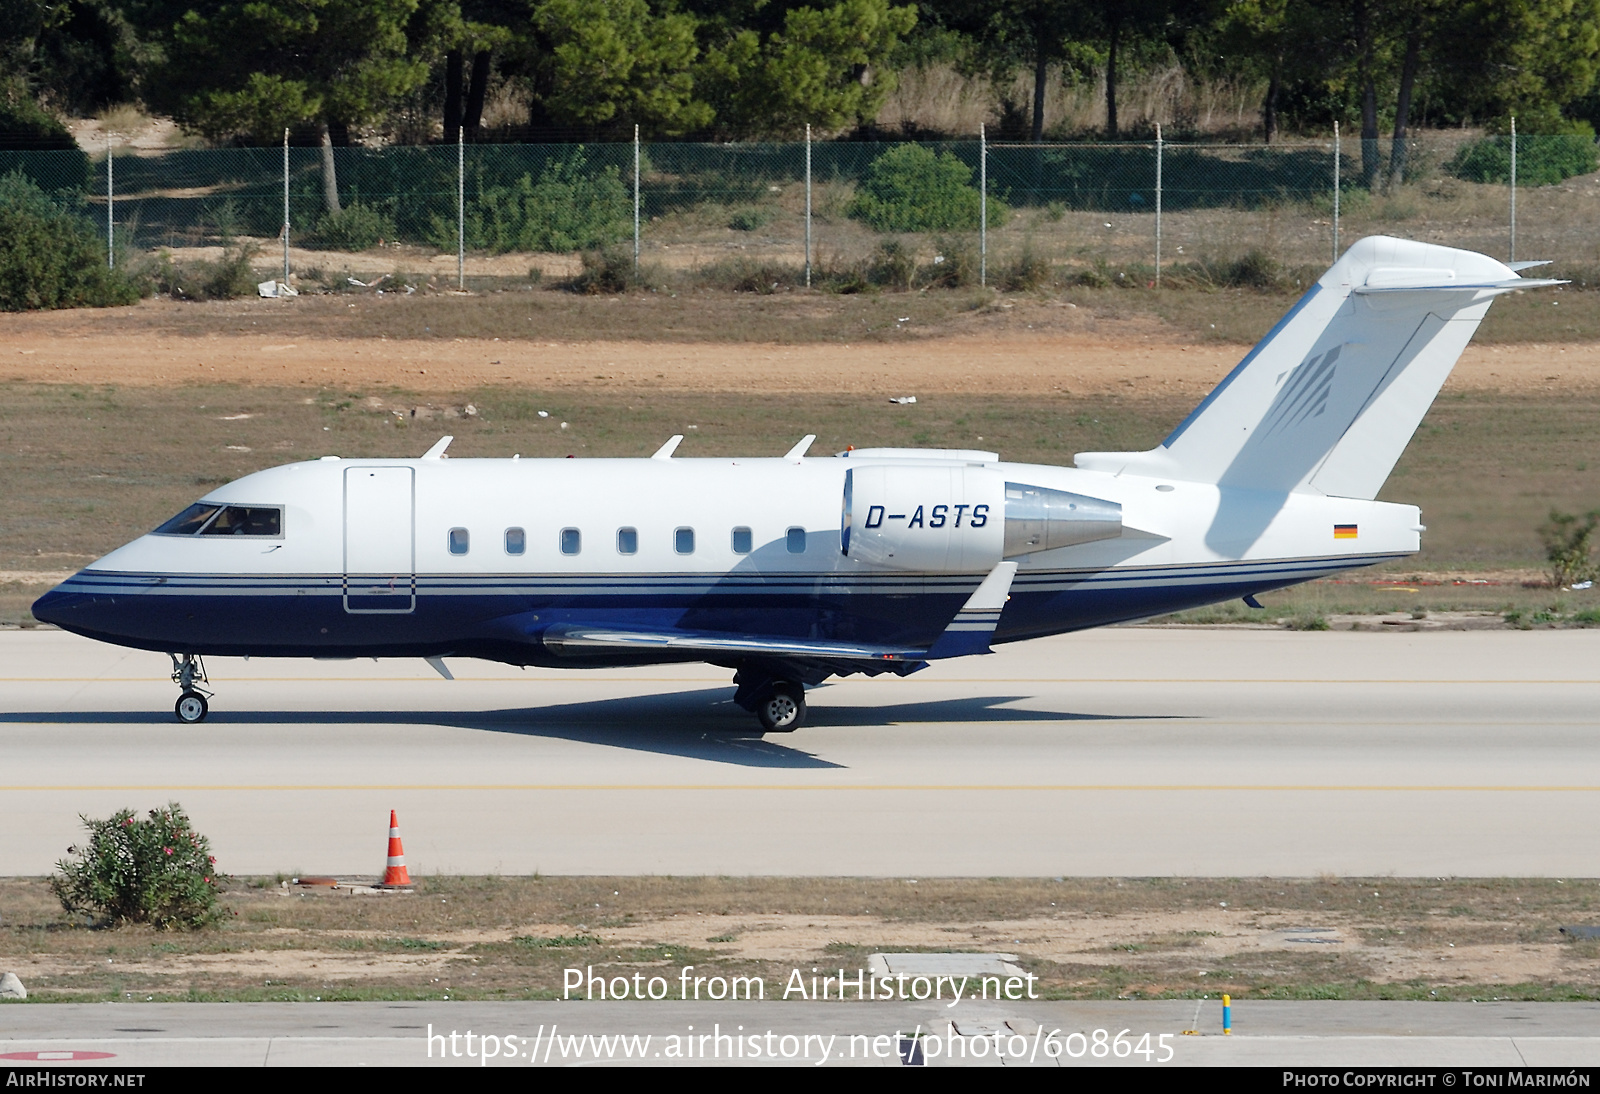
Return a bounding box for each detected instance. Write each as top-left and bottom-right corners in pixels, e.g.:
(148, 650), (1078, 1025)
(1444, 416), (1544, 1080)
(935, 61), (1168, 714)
(201, 507), (281, 536)
(153, 503), (281, 537)
(153, 504), (222, 536)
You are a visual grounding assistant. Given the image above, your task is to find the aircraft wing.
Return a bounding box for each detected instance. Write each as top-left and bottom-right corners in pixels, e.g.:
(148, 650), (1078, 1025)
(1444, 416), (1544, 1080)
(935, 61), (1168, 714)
(539, 562), (1019, 670)
(541, 625), (924, 663)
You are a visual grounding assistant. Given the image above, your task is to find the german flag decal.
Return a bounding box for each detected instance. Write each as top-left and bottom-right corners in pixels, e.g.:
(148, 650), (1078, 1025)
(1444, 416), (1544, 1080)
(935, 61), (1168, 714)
(1334, 524), (1359, 539)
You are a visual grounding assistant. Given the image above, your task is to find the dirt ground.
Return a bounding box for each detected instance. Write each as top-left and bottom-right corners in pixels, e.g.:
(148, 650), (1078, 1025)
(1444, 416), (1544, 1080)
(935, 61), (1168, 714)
(2, 319), (1598, 397)
(6, 876), (1599, 1003)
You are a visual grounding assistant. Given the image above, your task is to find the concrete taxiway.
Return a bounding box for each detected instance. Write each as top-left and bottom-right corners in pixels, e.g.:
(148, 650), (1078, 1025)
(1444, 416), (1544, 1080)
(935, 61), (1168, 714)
(3, 1000), (1600, 1066)
(1, 628), (1598, 877)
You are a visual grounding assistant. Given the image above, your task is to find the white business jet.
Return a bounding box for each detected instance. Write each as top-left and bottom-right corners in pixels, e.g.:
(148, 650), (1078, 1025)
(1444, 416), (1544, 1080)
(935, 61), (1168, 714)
(34, 237), (1556, 731)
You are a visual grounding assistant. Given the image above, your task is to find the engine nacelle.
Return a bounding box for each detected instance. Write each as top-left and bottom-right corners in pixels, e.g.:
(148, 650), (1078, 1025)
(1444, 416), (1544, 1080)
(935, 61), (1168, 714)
(842, 466), (1124, 572)
(841, 465), (1004, 572)
(1002, 482), (1122, 554)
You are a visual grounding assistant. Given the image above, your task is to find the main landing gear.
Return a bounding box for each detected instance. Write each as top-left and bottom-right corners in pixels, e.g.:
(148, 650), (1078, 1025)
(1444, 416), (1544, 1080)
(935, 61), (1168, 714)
(170, 653), (213, 724)
(755, 682), (806, 733)
(733, 668), (807, 732)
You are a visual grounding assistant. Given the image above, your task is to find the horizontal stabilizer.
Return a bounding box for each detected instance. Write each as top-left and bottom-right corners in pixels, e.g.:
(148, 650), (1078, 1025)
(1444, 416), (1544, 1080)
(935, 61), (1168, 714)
(1353, 277), (1564, 294)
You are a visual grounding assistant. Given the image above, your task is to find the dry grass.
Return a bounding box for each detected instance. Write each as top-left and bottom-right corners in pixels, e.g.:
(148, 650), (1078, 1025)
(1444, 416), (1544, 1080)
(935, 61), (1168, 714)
(3, 383), (1597, 623)
(2, 270), (1598, 348)
(4, 875), (1600, 1003)
(874, 61), (1266, 139)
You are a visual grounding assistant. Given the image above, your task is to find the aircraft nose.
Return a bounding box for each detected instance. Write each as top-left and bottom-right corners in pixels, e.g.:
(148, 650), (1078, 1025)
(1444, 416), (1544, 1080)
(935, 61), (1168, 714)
(30, 571), (150, 643)
(29, 583), (79, 627)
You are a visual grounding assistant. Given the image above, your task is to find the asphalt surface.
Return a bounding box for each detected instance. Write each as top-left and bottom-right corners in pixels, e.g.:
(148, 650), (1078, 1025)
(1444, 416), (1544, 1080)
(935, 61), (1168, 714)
(2, 627), (1599, 876)
(3, 1000), (1599, 1066)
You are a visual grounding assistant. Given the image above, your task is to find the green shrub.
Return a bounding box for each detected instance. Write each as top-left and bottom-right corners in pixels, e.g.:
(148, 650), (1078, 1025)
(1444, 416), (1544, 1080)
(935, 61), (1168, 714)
(52, 803), (227, 930)
(695, 256), (801, 293)
(0, 95), (77, 151)
(996, 247), (1053, 292)
(565, 247), (651, 294)
(1447, 132), (1599, 187)
(867, 238), (919, 289)
(0, 171), (143, 311)
(924, 237), (979, 287)
(1287, 613), (1330, 631)
(849, 144), (1006, 232)
(444, 148), (629, 254)
(307, 202), (395, 252)
(1180, 248), (1288, 290)
(1539, 508), (1599, 587)
(147, 244), (259, 301)
(727, 206), (774, 232)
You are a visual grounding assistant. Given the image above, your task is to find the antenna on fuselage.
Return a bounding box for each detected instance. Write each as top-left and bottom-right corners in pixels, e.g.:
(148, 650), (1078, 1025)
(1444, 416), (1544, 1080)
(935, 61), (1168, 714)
(784, 435), (816, 461)
(421, 436), (453, 460)
(651, 435), (684, 460)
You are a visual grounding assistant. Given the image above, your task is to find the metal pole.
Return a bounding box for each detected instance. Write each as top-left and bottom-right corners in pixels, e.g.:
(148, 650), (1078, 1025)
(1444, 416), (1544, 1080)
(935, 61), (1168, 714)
(805, 123), (812, 288)
(1509, 116), (1517, 263)
(282, 129), (290, 284)
(1332, 121), (1341, 263)
(1154, 123), (1162, 288)
(633, 124), (640, 274)
(457, 126), (466, 289)
(980, 123), (987, 288)
(106, 138), (113, 269)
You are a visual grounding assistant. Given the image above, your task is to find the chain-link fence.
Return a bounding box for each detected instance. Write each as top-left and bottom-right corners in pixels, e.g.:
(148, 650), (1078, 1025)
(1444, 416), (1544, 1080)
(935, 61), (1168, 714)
(6, 129), (1597, 290)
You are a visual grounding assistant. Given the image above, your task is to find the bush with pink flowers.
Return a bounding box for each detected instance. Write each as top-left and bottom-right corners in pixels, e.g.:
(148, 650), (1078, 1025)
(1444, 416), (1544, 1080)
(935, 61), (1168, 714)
(52, 803), (227, 929)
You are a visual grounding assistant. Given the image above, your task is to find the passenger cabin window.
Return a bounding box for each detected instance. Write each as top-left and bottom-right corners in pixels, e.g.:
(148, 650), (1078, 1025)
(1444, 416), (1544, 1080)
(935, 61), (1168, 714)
(674, 527), (695, 555)
(448, 528), (469, 555)
(731, 527), (752, 554)
(786, 526), (806, 554)
(560, 528), (581, 555)
(617, 527), (638, 555)
(154, 503), (281, 537)
(504, 527), (525, 555)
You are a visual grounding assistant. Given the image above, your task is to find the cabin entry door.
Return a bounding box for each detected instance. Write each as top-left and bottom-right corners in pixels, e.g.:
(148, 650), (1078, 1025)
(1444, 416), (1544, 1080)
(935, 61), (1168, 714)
(343, 466), (416, 613)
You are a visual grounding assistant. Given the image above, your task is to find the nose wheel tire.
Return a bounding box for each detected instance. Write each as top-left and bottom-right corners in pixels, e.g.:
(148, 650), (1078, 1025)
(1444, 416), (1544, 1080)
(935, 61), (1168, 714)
(175, 692), (209, 724)
(756, 683), (805, 733)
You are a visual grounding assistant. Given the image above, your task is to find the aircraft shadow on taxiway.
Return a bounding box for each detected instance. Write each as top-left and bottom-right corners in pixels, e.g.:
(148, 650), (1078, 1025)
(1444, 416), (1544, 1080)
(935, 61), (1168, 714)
(0, 690), (1172, 769)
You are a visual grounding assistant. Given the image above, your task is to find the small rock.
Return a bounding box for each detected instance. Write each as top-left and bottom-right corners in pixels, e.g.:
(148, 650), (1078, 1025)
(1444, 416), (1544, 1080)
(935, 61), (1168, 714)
(0, 972), (26, 1000)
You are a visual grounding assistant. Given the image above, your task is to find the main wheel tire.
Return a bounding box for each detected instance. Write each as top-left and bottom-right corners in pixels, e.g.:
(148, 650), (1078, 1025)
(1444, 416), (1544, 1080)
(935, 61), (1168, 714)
(756, 682), (805, 732)
(175, 692), (208, 724)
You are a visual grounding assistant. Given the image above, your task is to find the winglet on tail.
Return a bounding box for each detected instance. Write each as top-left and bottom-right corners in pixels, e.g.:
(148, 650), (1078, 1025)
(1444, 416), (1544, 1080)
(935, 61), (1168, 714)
(1075, 237), (1562, 500)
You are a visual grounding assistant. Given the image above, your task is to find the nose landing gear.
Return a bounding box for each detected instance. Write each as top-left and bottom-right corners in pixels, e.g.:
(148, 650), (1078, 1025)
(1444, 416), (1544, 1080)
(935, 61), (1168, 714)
(170, 653), (213, 724)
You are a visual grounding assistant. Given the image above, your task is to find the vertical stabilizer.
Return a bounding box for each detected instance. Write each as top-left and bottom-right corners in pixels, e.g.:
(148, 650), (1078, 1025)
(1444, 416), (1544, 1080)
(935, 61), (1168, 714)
(1075, 237), (1559, 499)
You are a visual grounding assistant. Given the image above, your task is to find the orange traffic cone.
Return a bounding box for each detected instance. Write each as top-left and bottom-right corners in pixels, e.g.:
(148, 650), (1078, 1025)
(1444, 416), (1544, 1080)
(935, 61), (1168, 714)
(380, 810), (412, 886)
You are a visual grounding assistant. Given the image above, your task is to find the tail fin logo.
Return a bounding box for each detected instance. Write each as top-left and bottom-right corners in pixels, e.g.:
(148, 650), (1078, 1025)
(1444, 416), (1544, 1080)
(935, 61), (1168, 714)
(1260, 345), (1341, 440)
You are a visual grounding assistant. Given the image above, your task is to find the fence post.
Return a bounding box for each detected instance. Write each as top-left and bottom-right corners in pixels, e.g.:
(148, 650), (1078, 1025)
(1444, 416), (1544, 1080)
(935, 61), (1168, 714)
(980, 123), (987, 288)
(282, 129), (290, 285)
(1509, 116), (1517, 263)
(1332, 121), (1340, 263)
(805, 123), (812, 288)
(457, 126), (465, 290)
(1154, 123), (1162, 288)
(106, 138), (113, 269)
(634, 125), (641, 274)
